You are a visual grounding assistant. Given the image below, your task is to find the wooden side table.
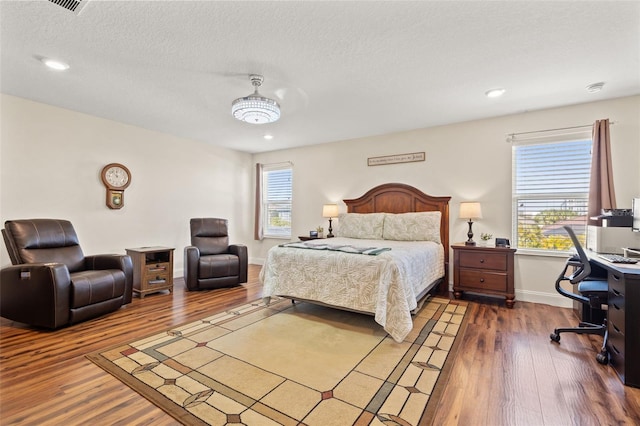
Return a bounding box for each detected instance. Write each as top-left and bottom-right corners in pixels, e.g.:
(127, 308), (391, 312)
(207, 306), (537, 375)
(452, 243), (517, 308)
(126, 246), (174, 299)
(298, 236), (327, 241)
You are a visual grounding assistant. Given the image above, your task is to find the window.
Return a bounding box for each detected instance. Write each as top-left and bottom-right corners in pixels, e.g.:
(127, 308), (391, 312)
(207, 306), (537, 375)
(512, 135), (592, 252)
(262, 164), (292, 238)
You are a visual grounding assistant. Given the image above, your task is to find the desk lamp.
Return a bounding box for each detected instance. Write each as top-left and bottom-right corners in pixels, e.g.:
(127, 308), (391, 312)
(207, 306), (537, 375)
(322, 204), (339, 238)
(459, 202), (483, 246)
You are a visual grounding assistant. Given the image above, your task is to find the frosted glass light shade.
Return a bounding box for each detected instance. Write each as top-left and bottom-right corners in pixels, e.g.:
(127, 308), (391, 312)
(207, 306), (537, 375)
(231, 96), (280, 124)
(459, 202), (483, 220)
(231, 74), (281, 124)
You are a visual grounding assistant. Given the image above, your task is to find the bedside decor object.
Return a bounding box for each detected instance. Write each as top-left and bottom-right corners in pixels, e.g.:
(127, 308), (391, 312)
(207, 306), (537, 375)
(459, 201), (482, 246)
(101, 163), (131, 209)
(495, 237), (510, 247)
(322, 204), (338, 238)
(231, 74), (280, 124)
(480, 233), (493, 246)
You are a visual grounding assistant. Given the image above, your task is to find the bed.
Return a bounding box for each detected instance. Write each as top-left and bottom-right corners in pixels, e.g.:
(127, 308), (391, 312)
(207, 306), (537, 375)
(259, 183), (451, 342)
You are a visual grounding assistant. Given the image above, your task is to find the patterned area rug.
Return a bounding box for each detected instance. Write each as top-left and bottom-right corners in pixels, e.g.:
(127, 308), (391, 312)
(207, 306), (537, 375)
(87, 296), (468, 425)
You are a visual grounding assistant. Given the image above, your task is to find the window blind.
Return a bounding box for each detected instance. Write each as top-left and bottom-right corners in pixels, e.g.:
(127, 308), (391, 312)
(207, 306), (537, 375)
(263, 165), (292, 238)
(512, 139), (592, 251)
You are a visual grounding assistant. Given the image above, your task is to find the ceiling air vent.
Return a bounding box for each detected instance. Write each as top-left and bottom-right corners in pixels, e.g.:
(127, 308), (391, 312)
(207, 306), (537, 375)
(48, 0), (88, 14)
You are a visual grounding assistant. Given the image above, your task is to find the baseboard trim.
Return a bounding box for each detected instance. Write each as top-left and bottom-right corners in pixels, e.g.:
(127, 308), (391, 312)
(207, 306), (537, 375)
(515, 289), (573, 307)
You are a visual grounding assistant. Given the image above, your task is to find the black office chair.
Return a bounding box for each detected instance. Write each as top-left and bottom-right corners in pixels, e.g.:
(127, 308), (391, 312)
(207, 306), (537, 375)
(549, 226), (609, 365)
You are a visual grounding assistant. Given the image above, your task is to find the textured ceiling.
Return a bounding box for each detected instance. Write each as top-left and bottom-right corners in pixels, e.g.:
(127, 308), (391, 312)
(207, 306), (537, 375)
(1, 1), (639, 153)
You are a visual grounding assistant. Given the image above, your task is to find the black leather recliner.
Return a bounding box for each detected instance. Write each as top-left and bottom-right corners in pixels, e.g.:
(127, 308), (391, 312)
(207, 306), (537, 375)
(1, 219), (133, 329)
(184, 218), (248, 291)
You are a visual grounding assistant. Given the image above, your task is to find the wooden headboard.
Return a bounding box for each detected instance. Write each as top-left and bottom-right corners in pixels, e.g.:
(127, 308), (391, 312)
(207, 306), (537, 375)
(343, 183), (451, 290)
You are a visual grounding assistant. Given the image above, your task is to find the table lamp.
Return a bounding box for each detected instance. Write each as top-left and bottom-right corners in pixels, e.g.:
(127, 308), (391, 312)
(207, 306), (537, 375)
(459, 202), (483, 246)
(322, 204), (339, 238)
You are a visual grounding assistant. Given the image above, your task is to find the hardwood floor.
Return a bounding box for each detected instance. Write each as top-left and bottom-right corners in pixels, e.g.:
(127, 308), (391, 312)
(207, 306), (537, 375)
(1, 264), (639, 425)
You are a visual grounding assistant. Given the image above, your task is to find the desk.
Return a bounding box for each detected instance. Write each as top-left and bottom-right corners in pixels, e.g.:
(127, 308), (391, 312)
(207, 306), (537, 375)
(589, 253), (640, 388)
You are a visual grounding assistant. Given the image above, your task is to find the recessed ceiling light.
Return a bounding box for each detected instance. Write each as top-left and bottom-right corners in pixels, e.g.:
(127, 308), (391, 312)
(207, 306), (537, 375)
(264, 134), (274, 140)
(485, 88), (506, 98)
(586, 82), (605, 93)
(41, 58), (70, 71)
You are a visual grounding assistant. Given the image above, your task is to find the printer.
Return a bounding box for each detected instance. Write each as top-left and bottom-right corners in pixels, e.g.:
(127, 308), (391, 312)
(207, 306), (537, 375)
(587, 225), (640, 254)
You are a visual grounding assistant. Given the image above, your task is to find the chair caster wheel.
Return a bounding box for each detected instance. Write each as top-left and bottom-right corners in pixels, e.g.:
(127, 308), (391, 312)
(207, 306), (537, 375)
(550, 332), (560, 343)
(596, 351), (609, 365)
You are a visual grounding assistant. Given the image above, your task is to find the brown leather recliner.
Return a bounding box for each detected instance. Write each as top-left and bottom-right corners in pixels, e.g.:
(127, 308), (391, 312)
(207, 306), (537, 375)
(1, 219), (133, 329)
(184, 218), (248, 291)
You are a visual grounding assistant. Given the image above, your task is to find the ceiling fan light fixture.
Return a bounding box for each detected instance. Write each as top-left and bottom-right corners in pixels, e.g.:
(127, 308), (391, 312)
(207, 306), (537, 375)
(232, 74), (280, 124)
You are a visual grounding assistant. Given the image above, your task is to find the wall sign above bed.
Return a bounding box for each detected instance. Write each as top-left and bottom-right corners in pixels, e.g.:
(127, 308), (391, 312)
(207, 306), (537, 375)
(367, 151), (425, 166)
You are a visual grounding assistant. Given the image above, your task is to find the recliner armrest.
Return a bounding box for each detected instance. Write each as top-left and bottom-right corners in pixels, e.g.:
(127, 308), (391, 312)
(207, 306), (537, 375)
(0, 263), (71, 328)
(229, 244), (248, 283)
(184, 246), (200, 291)
(84, 254), (134, 304)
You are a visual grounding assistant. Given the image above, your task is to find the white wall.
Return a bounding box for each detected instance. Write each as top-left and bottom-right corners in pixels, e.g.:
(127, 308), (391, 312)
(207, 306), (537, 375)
(252, 95), (640, 307)
(0, 94), (254, 277)
(2, 94), (638, 307)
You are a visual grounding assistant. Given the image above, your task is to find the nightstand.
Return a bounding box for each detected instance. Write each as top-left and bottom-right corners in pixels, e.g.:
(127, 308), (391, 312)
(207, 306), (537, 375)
(298, 236), (326, 241)
(126, 246), (174, 299)
(452, 244), (517, 308)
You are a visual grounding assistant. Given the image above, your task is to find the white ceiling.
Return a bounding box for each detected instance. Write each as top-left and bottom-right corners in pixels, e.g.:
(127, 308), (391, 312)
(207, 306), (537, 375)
(1, 1), (639, 154)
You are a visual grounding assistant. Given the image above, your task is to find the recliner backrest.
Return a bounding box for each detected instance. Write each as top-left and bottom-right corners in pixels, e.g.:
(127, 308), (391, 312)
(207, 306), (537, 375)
(190, 218), (230, 255)
(3, 219), (85, 272)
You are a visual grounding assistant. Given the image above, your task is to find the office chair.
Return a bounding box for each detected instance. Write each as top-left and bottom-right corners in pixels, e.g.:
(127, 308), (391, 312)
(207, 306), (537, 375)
(549, 226), (609, 365)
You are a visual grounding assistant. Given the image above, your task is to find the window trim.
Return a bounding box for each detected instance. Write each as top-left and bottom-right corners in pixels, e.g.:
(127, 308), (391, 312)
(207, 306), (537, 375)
(261, 163), (293, 239)
(511, 130), (592, 254)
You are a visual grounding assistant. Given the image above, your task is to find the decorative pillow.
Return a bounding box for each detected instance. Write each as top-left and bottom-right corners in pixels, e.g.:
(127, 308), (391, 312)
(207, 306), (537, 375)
(382, 211), (442, 242)
(336, 213), (385, 239)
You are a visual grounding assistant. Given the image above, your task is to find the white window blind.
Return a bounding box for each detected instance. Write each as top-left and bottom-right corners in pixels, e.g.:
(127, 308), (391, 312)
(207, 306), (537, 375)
(512, 137), (592, 252)
(263, 164), (292, 238)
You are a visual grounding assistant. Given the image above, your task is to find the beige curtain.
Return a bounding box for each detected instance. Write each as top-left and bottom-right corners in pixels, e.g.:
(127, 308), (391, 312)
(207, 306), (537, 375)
(254, 163), (264, 240)
(588, 119), (617, 225)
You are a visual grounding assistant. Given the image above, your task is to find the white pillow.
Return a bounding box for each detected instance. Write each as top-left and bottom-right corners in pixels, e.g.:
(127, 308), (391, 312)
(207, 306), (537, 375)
(336, 213), (385, 239)
(382, 211), (442, 242)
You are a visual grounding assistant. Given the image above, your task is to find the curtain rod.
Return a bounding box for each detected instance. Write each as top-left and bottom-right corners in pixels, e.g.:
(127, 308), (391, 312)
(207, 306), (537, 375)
(506, 121), (616, 142)
(261, 161), (293, 167)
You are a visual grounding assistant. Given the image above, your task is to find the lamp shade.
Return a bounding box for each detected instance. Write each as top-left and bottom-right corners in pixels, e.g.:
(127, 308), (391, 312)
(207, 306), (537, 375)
(459, 202), (483, 220)
(322, 204), (339, 218)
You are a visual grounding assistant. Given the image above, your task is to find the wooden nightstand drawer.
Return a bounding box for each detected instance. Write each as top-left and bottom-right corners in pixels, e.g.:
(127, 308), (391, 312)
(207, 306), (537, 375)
(145, 263), (170, 274)
(459, 251), (507, 271)
(452, 244), (516, 308)
(459, 270), (508, 292)
(145, 274), (169, 286)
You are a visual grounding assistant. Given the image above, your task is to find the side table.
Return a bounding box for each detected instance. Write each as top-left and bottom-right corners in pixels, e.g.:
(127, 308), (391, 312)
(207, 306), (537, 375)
(126, 246), (175, 299)
(452, 243), (517, 308)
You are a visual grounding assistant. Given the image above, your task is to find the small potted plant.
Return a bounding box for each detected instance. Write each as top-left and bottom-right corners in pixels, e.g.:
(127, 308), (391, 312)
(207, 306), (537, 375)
(316, 226), (324, 238)
(480, 233), (493, 246)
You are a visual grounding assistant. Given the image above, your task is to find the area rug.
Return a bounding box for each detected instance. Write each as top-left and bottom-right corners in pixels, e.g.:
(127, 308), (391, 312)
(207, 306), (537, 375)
(87, 296), (468, 426)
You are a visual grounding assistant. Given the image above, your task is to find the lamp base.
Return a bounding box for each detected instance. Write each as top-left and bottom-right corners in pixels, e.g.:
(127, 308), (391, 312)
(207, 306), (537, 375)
(465, 220), (475, 246)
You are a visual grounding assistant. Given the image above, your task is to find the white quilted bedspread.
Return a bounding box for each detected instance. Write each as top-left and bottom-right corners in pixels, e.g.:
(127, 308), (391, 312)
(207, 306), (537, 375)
(259, 237), (444, 342)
